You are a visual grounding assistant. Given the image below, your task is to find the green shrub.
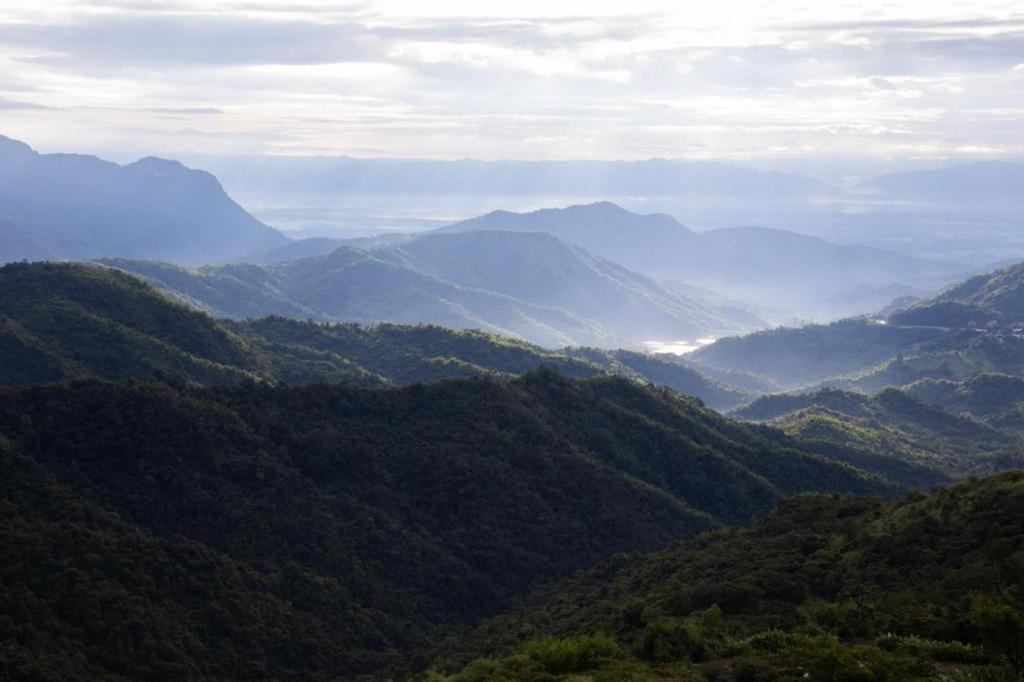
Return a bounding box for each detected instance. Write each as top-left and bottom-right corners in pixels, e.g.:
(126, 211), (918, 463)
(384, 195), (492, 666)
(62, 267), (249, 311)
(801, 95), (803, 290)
(524, 633), (618, 674)
(635, 617), (706, 663)
(876, 633), (989, 663)
(745, 629), (792, 653)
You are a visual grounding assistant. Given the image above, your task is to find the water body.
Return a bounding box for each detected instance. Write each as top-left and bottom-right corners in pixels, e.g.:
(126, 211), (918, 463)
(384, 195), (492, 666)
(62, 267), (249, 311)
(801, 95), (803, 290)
(642, 337), (717, 355)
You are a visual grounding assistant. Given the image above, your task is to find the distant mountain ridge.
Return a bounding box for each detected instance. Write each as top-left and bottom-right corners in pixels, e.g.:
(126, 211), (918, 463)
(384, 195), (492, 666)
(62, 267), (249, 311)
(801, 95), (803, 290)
(438, 201), (966, 320)
(244, 201), (966, 323)
(0, 134), (287, 263)
(691, 258), (1024, 393)
(859, 160), (1024, 205)
(104, 229), (765, 348)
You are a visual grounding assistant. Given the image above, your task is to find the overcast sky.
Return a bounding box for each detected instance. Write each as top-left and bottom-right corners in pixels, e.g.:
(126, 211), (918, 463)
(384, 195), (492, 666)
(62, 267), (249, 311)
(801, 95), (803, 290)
(0, 0), (1022, 164)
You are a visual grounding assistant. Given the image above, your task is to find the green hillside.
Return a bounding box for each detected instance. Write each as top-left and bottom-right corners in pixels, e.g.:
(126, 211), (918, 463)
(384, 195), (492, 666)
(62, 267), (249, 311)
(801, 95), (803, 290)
(691, 319), (947, 390)
(907, 374), (1024, 437)
(0, 262), (753, 410)
(440, 472), (1024, 680)
(838, 333), (1024, 394)
(691, 260), (1024, 392)
(0, 371), (886, 679)
(0, 261), (259, 385)
(732, 386), (1023, 480)
(892, 261), (1024, 328)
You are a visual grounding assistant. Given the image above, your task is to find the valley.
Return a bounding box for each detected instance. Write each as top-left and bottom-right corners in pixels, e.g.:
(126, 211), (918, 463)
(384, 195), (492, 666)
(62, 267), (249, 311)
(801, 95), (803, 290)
(1, 129), (1023, 680)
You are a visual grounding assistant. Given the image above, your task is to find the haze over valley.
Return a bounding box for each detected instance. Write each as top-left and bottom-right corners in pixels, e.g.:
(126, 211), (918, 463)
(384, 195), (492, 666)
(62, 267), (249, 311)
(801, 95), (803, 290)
(3, 1), (1024, 679)
(1, 134), (1004, 329)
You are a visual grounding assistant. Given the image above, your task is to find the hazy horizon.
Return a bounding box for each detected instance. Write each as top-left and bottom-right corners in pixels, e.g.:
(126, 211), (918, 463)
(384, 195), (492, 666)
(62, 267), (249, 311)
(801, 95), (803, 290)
(2, 0), (1023, 174)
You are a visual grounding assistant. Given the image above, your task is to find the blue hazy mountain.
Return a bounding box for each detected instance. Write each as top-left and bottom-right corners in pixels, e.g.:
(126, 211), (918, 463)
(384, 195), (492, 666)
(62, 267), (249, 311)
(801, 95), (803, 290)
(104, 230), (766, 348)
(439, 201), (967, 319)
(0, 135), (287, 264)
(859, 161), (1024, 206)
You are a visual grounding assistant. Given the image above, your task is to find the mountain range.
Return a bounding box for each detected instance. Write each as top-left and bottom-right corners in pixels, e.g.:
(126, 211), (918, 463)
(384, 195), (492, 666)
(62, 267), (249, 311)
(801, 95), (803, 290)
(0, 135), (287, 264)
(859, 160), (1024, 206)
(1, 133), (999, 328)
(14, 261), (1022, 493)
(3, 240), (1024, 678)
(102, 230), (765, 348)
(689, 258), (1024, 391)
(245, 201), (969, 324)
(195, 153), (1024, 209)
(3, 116), (1024, 682)
(0, 261), (757, 410)
(437, 202), (967, 320)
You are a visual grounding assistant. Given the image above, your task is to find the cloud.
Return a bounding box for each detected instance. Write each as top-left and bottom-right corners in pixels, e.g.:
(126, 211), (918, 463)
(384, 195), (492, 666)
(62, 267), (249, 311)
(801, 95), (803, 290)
(0, 2), (1021, 161)
(0, 16), (381, 67)
(784, 16), (1024, 32)
(146, 106), (223, 114)
(0, 96), (51, 109)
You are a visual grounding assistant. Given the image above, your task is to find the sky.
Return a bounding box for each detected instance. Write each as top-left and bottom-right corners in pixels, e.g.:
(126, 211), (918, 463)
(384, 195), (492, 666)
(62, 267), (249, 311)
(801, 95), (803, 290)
(0, 0), (1022, 164)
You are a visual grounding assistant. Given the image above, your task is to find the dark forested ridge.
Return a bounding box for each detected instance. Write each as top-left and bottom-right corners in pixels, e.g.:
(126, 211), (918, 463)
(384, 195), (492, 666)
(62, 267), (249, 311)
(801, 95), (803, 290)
(440, 472), (1024, 680)
(0, 371), (888, 679)
(906, 373), (1024, 436)
(0, 261), (754, 410)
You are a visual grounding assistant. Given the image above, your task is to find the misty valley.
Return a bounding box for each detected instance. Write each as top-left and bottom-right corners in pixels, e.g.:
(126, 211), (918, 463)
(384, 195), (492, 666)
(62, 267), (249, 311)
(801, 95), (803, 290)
(2, 3), (1024, 679)
(2, 129), (1024, 680)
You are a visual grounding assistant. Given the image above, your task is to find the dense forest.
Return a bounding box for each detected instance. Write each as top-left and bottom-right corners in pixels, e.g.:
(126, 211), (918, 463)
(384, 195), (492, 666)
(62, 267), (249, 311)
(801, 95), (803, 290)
(0, 370), (892, 679)
(438, 472), (1024, 680)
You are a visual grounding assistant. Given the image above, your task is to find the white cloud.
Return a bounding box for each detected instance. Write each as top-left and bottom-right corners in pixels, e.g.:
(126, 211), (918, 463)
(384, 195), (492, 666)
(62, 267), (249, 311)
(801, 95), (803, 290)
(0, 0), (1021, 160)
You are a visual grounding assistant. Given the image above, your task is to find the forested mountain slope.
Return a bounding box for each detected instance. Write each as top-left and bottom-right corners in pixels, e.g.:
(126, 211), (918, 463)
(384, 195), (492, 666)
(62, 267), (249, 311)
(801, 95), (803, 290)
(691, 259), (1024, 392)
(690, 319), (947, 390)
(732, 387), (1023, 481)
(441, 472), (1024, 680)
(0, 262), (754, 409)
(891, 260), (1024, 328)
(0, 371), (887, 679)
(906, 374), (1024, 434)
